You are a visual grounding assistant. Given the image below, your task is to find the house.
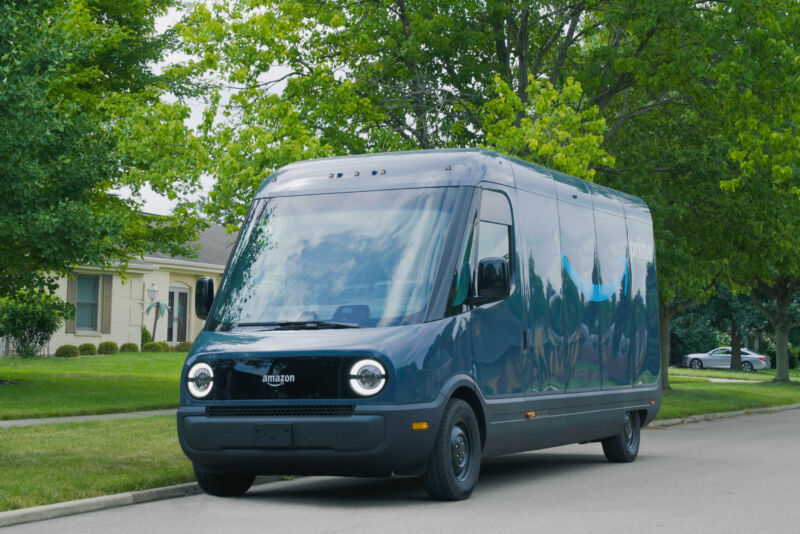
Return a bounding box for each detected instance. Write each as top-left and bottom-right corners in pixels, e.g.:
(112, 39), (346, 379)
(46, 223), (235, 353)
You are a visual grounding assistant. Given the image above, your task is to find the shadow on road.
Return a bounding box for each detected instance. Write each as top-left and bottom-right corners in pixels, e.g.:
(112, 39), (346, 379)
(245, 450), (608, 506)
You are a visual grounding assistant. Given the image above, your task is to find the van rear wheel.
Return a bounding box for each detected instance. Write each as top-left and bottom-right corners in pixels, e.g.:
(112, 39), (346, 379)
(423, 399), (481, 501)
(194, 465), (255, 497)
(602, 411), (640, 463)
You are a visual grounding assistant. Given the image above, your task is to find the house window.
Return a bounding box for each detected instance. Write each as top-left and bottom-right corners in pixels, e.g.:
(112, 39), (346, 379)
(76, 275), (100, 330)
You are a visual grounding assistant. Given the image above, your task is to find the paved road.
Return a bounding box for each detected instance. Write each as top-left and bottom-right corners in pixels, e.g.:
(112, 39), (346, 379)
(8, 410), (800, 534)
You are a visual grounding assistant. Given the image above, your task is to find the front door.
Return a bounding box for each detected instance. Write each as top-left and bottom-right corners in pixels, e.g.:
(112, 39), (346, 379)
(168, 289), (189, 343)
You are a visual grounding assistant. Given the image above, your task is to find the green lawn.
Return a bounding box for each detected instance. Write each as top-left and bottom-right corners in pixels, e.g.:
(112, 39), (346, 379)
(670, 367), (800, 382)
(0, 353), (186, 420)
(0, 416), (193, 512)
(657, 376), (800, 419)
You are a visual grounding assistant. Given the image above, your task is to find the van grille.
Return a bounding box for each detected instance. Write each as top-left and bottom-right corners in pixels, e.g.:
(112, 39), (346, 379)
(205, 405), (355, 418)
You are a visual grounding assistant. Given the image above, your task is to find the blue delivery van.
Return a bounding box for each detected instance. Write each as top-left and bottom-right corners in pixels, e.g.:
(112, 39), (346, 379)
(178, 149), (661, 501)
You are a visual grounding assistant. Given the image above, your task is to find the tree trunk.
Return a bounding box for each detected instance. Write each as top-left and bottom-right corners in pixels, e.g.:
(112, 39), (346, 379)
(659, 301), (672, 391)
(729, 327), (742, 371)
(774, 320), (790, 382)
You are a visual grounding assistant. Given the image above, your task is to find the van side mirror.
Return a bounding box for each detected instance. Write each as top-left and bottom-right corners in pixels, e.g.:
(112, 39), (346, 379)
(195, 277), (214, 320)
(471, 257), (510, 305)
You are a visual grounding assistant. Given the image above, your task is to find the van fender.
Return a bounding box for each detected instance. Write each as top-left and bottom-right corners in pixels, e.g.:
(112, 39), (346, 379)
(436, 373), (489, 450)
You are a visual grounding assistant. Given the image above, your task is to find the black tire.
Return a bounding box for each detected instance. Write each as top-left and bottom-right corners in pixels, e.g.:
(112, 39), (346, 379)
(741, 361), (754, 372)
(194, 465), (255, 497)
(689, 358), (703, 370)
(423, 399), (481, 501)
(602, 411), (640, 463)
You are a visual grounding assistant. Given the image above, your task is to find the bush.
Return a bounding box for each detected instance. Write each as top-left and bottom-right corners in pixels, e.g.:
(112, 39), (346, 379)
(141, 326), (152, 345)
(0, 290), (73, 357)
(55, 344), (79, 358)
(141, 341), (163, 352)
(78, 343), (96, 355)
(120, 343), (139, 353)
(158, 341), (170, 352)
(97, 341), (118, 355)
(173, 341), (193, 352)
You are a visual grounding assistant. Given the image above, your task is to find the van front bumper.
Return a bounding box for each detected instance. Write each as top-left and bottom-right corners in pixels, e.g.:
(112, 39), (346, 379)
(177, 398), (446, 477)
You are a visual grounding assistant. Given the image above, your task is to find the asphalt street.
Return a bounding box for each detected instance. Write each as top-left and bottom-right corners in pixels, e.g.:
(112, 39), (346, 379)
(7, 409), (800, 534)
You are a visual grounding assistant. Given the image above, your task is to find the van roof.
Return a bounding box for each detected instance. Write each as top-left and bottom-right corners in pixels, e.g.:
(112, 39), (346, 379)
(255, 149), (651, 223)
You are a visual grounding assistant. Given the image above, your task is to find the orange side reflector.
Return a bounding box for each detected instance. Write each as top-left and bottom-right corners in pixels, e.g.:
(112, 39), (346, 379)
(526, 411), (536, 419)
(649, 399), (656, 405)
(412, 421), (429, 430)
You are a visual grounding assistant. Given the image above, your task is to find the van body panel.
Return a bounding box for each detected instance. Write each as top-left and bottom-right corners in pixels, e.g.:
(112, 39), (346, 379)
(179, 148), (661, 479)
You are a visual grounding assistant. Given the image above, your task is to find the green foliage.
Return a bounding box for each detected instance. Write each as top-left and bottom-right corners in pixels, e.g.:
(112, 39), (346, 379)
(142, 342), (163, 353)
(0, 290), (72, 358)
(157, 341), (170, 352)
(670, 311), (719, 366)
(78, 343), (97, 356)
(483, 76), (612, 180)
(0, 0), (208, 297)
(141, 327), (153, 345)
(173, 341), (193, 352)
(54, 345), (80, 358)
(97, 342), (118, 355)
(120, 343), (139, 353)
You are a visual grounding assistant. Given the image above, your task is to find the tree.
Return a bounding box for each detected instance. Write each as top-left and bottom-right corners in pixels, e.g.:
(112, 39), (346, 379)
(0, 0), (208, 297)
(704, 287), (766, 371)
(181, 0), (800, 388)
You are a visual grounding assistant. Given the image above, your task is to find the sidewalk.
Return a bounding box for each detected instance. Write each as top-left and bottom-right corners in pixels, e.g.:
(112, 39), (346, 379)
(0, 409), (176, 428)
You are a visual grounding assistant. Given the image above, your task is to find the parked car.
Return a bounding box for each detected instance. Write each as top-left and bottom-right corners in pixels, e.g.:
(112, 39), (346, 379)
(682, 347), (770, 372)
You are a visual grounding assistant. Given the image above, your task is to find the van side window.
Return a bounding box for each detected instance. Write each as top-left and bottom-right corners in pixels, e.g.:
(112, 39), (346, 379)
(478, 190), (512, 265)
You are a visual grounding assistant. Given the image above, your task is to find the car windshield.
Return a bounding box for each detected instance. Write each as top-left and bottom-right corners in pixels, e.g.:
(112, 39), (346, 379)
(209, 187), (460, 330)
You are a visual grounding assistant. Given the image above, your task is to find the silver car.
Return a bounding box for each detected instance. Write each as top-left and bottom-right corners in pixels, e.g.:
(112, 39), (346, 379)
(682, 347), (771, 372)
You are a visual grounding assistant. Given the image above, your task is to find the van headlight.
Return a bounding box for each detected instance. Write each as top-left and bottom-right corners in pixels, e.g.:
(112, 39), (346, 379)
(349, 359), (387, 396)
(187, 362), (214, 398)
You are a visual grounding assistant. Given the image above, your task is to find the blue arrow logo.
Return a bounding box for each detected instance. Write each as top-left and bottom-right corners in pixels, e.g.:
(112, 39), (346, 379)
(562, 255), (628, 302)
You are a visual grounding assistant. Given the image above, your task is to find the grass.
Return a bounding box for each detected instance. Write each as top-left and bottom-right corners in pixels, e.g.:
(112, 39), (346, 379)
(0, 353), (186, 420)
(0, 416), (193, 512)
(657, 376), (800, 419)
(670, 367), (800, 382)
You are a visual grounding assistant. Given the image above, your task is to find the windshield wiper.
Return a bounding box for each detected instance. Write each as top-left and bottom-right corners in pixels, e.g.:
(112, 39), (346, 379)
(234, 321), (361, 330)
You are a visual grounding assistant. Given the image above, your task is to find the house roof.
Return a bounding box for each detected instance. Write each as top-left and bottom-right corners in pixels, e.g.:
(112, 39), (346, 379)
(145, 223), (236, 268)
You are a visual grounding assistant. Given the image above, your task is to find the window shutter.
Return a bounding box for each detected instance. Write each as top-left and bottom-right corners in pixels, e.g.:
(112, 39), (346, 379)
(101, 275), (113, 334)
(65, 277), (77, 334)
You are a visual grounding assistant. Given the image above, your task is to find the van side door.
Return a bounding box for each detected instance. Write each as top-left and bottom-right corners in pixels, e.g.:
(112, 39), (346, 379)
(471, 188), (526, 398)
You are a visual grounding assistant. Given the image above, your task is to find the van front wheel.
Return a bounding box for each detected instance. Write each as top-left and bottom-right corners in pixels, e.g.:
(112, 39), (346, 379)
(423, 399), (481, 501)
(194, 465), (255, 497)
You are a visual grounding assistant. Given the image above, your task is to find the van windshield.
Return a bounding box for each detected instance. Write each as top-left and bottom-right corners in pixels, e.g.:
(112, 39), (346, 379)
(209, 188), (459, 330)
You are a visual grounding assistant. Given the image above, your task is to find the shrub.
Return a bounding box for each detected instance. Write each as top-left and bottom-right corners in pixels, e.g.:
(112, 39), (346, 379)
(97, 341), (118, 355)
(158, 341), (170, 351)
(55, 344), (79, 358)
(142, 341), (163, 352)
(173, 341), (193, 352)
(141, 326), (152, 345)
(120, 343), (139, 353)
(0, 290), (73, 357)
(78, 343), (96, 355)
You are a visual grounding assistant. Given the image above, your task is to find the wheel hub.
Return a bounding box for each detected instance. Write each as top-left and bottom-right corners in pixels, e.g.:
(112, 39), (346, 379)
(624, 414), (634, 447)
(450, 424), (470, 479)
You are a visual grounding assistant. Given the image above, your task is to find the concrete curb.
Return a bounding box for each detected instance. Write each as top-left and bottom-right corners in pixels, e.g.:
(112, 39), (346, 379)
(0, 476), (280, 529)
(647, 402), (800, 429)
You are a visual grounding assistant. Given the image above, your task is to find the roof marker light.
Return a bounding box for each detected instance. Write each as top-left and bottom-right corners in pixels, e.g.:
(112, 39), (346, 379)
(526, 411), (536, 419)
